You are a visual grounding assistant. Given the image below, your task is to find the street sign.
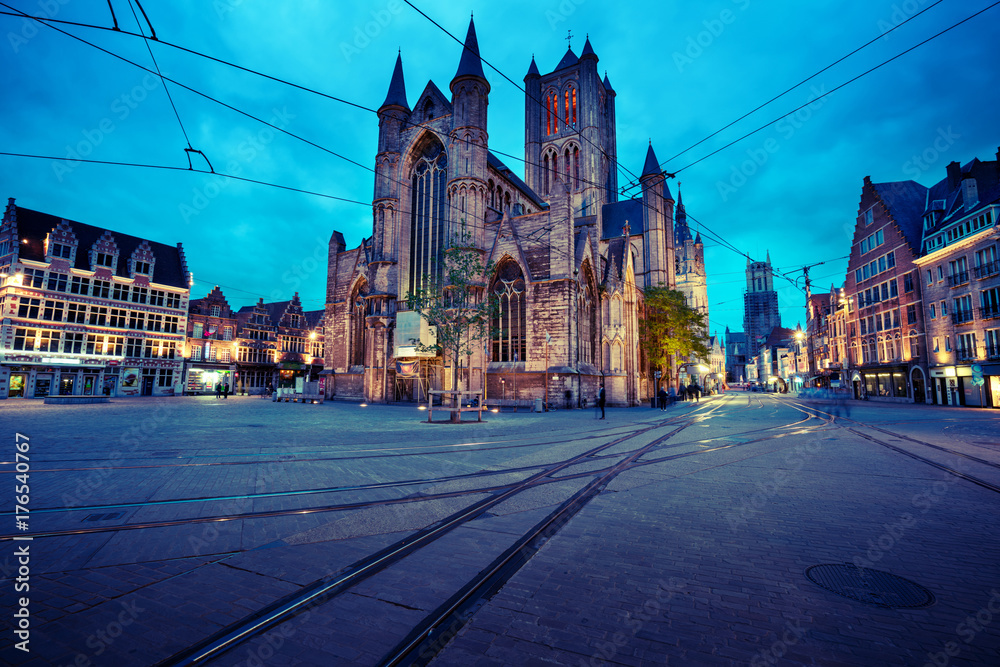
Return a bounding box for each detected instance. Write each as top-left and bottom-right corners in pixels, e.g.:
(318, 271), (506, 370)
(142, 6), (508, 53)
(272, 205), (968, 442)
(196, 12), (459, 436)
(654, 371), (661, 378)
(971, 376), (985, 386)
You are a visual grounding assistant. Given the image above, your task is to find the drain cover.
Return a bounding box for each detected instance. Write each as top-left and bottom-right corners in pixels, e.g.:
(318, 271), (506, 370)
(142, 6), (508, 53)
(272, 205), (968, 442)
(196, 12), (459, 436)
(805, 564), (934, 608)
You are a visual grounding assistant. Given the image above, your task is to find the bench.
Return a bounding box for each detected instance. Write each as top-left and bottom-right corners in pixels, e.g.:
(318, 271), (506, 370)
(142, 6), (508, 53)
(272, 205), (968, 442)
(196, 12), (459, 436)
(44, 395), (111, 405)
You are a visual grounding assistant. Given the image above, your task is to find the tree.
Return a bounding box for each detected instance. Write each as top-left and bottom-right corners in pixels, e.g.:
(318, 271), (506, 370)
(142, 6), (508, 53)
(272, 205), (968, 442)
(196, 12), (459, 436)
(404, 227), (497, 413)
(639, 285), (710, 390)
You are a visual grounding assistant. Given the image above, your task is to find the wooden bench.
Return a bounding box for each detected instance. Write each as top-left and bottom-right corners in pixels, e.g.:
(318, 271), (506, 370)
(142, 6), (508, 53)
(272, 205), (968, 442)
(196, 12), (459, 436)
(427, 390), (484, 423)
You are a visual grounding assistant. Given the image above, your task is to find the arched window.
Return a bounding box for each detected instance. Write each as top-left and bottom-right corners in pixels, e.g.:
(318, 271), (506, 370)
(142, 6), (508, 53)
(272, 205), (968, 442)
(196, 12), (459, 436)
(578, 274), (595, 364)
(408, 137), (448, 295)
(546, 93), (552, 135)
(490, 260), (527, 362)
(572, 87), (577, 126)
(543, 154), (549, 194)
(350, 281), (369, 367)
(552, 94), (559, 133)
(573, 146), (580, 191)
(564, 90), (570, 127)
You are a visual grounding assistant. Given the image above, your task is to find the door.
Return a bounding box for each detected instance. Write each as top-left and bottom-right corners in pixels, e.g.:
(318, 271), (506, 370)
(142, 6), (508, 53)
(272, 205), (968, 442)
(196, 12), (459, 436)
(34, 374), (52, 398)
(59, 375), (75, 395)
(141, 376), (154, 396)
(912, 373), (925, 403)
(9, 374), (26, 398)
(83, 375), (96, 396)
(103, 377), (117, 397)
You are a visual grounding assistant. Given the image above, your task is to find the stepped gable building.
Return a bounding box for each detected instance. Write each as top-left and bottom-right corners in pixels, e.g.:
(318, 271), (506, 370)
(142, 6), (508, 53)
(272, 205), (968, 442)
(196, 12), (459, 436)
(743, 253), (781, 358)
(845, 176), (929, 402)
(235, 298), (278, 394)
(184, 286), (238, 394)
(0, 198), (190, 398)
(913, 151), (1000, 407)
(325, 20), (682, 406)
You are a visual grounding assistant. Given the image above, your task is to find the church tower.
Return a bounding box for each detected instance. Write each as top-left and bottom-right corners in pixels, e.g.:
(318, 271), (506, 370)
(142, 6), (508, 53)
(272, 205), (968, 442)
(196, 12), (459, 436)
(639, 142), (674, 288)
(673, 189), (708, 318)
(373, 52), (410, 264)
(524, 36), (617, 218)
(743, 252), (782, 356)
(448, 18), (490, 249)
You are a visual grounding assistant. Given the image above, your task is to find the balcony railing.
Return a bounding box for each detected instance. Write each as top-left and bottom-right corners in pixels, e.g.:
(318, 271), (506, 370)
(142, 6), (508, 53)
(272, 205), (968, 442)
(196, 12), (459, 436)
(981, 305), (1000, 320)
(947, 271), (970, 287)
(951, 310), (975, 325)
(974, 261), (1000, 280)
(955, 347), (977, 362)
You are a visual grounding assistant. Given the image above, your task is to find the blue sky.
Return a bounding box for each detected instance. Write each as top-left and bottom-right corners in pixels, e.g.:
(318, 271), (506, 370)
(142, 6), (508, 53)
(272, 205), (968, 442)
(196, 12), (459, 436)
(2, 0), (998, 335)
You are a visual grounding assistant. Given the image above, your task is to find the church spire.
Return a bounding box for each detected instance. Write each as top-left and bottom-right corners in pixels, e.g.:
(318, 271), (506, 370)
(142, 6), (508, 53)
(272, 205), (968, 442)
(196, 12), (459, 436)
(525, 55), (540, 79)
(380, 52), (409, 111)
(454, 17), (486, 82)
(581, 35), (597, 60)
(641, 142), (660, 178)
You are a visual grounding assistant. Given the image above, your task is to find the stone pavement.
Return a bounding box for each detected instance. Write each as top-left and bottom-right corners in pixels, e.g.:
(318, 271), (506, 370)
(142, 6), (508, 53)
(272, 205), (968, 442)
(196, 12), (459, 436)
(0, 393), (998, 666)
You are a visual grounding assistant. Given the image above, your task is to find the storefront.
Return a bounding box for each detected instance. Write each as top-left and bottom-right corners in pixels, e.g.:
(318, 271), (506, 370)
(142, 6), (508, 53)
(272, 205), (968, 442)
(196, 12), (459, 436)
(185, 364), (237, 395)
(2, 361), (109, 398)
(930, 364), (998, 408)
(858, 364), (911, 401)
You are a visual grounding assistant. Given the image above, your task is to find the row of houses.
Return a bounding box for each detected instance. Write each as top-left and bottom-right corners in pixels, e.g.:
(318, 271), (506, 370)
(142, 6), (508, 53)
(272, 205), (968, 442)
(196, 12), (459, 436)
(795, 150), (1000, 408)
(0, 199), (324, 399)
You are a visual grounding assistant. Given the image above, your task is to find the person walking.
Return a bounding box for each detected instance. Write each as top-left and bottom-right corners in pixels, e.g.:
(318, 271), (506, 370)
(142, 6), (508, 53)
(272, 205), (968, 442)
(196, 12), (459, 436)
(658, 387), (667, 411)
(668, 385), (677, 405)
(597, 385), (606, 420)
(687, 381), (701, 403)
(223, 383), (229, 399)
(215, 382), (222, 399)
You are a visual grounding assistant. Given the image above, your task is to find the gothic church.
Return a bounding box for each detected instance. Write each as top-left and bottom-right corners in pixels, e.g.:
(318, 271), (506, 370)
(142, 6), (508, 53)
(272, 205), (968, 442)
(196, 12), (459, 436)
(324, 19), (705, 407)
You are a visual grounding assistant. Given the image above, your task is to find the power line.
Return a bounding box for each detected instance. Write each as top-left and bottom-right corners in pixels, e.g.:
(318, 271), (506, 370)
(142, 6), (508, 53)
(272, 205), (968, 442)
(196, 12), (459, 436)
(619, 0), (947, 192)
(670, 2), (1000, 176)
(0, 152), (370, 206)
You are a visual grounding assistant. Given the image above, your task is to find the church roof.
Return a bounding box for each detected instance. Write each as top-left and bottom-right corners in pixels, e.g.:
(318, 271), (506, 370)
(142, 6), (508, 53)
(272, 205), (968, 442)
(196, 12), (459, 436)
(525, 56), (540, 78)
(694, 232), (702, 245)
(580, 36), (597, 59)
(601, 198), (644, 240)
(381, 52), (409, 110)
(603, 236), (628, 284)
(487, 152), (547, 210)
(554, 47), (578, 71)
(603, 72), (614, 93)
(641, 143), (660, 178)
(454, 18), (486, 81)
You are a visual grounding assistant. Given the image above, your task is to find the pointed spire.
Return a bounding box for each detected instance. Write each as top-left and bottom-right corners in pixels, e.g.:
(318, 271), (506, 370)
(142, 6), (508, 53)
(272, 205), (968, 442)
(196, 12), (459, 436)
(455, 17), (486, 81)
(381, 51), (409, 111)
(694, 231), (703, 245)
(766, 250), (771, 264)
(641, 141), (660, 179)
(602, 72), (615, 93)
(581, 35), (597, 60)
(525, 55), (540, 78)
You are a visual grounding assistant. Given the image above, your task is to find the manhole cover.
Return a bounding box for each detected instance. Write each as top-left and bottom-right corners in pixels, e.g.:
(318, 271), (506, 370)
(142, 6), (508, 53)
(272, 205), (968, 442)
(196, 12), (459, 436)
(805, 564), (934, 608)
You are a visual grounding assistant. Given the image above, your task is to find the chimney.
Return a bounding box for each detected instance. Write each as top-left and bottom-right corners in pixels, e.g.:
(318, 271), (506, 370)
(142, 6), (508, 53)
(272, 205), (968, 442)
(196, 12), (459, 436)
(946, 161), (962, 190)
(962, 174), (979, 210)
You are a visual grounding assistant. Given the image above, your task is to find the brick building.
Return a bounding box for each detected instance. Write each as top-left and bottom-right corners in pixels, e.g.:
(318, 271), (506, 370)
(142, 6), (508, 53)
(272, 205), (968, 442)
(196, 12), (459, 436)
(0, 199), (190, 398)
(844, 177), (929, 402)
(325, 21), (686, 407)
(913, 154), (1000, 407)
(234, 298), (278, 395)
(184, 286), (238, 395)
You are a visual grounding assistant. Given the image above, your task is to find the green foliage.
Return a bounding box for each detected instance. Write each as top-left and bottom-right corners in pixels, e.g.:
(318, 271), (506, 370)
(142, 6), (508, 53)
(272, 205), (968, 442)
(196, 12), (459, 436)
(639, 284), (710, 387)
(404, 226), (497, 393)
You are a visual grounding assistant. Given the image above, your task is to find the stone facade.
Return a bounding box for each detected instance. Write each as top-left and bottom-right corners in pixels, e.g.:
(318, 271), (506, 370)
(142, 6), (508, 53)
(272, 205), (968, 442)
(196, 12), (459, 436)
(743, 253), (781, 358)
(324, 21), (681, 407)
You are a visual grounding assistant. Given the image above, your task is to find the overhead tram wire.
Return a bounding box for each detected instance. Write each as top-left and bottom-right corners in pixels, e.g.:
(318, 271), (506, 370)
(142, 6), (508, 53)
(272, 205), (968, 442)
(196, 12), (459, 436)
(0, 152), (369, 207)
(666, 2), (1000, 177)
(619, 0), (947, 194)
(3, 3), (831, 274)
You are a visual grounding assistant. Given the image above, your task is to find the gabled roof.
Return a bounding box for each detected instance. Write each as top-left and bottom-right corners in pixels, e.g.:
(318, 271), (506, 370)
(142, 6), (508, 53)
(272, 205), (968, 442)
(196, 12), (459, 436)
(487, 152), (547, 209)
(602, 236), (628, 284)
(7, 204), (188, 288)
(454, 18), (486, 81)
(412, 80), (452, 120)
(601, 199), (643, 240)
(554, 47), (578, 71)
(871, 180), (928, 251)
(303, 309), (325, 330)
(381, 52), (409, 111)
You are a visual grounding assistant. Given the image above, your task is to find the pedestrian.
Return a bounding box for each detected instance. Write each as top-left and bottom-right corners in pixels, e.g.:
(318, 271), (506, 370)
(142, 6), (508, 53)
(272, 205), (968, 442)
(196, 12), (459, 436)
(679, 385), (687, 402)
(687, 381), (700, 403)
(266, 381), (274, 398)
(223, 383), (229, 399)
(668, 385), (677, 405)
(658, 387), (667, 411)
(215, 382), (222, 399)
(597, 385), (606, 420)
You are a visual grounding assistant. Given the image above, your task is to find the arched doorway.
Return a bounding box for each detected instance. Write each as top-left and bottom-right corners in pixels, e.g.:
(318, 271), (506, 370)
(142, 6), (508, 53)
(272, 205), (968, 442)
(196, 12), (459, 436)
(910, 367), (926, 403)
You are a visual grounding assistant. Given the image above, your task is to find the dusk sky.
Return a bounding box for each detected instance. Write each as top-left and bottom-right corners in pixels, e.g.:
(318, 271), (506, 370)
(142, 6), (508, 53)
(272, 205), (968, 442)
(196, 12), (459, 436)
(2, 0), (998, 335)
